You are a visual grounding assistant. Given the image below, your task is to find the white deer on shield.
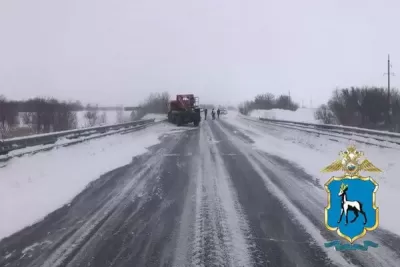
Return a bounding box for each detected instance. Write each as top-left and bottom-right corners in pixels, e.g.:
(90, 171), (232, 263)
(337, 183), (367, 225)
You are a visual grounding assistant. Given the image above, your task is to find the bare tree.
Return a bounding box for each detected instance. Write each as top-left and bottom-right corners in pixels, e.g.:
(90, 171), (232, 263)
(0, 95), (6, 139)
(238, 93), (299, 115)
(320, 86), (400, 131)
(99, 111), (107, 125)
(116, 107), (124, 123)
(238, 101), (253, 115)
(254, 93), (275, 110)
(84, 104), (99, 127)
(315, 104), (337, 124)
(53, 101), (78, 131)
(133, 92), (170, 119)
(0, 97), (19, 133)
(21, 112), (32, 125)
(0, 95), (7, 130)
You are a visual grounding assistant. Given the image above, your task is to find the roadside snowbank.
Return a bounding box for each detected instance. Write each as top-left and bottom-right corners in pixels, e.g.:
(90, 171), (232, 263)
(0, 124), (169, 240)
(142, 113), (167, 122)
(226, 112), (400, 236)
(249, 108), (319, 123)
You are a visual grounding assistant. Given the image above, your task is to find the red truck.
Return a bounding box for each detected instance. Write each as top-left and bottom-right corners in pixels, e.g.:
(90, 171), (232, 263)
(167, 94), (201, 126)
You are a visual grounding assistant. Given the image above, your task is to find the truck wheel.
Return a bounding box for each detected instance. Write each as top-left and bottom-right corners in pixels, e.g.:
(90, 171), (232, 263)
(194, 120), (199, 127)
(176, 115), (182, 126)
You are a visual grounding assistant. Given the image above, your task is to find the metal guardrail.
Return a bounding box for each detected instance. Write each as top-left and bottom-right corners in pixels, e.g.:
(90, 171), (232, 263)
(251, 117), (400, 147)
(257, 117), (400, 137)
(258, 117), (400, 138)
(0, 119), (155, 155)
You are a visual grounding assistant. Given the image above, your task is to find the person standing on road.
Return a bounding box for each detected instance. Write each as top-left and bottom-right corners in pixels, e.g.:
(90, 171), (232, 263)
(217, 108), (221, 119)
(204, 108), (208, 120)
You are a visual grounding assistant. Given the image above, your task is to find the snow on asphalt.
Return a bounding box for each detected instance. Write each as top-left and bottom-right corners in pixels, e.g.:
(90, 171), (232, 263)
(217, 113), (400, 266)
(196, 123), (254, 266)
(0, 123), (172, 240)
(214, 121), (352, 266)
(225, 111), (400, 237)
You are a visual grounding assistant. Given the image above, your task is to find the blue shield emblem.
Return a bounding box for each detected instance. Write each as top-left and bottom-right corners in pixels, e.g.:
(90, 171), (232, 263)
(322, 145), (381, 250)
(325, 176), (378, 243)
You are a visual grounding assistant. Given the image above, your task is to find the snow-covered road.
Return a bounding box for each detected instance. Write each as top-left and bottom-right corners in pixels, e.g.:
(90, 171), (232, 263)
(1, 113), (400, 267)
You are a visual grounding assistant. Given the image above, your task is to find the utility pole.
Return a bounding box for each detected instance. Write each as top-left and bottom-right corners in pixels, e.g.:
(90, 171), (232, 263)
(384, 54), (395, 126)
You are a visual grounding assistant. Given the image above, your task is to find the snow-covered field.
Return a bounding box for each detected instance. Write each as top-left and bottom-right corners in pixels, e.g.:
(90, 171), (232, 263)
(14, 110), (132, 131)
(17, 110), (133, 129)
(250, 108), (320, 123)
(2, 111), (165, 139)
(16, 111), (166, 130)
(75, 110), (132, 128)
(0, 123), (174, 240)
(226, 111), (400, 236)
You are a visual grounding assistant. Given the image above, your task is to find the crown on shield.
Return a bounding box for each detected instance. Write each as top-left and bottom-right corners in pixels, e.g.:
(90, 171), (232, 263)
(321, 145), (382, 177)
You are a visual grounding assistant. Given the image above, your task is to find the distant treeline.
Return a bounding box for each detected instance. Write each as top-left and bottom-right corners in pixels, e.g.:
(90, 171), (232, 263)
(0, 96), (137, 112)
(0, 96), (83, 134)
(1, 98), (83, 112)
(315, 86), (400, 132)
(0, 96), (134, 137)
(238, 93), (299, 115)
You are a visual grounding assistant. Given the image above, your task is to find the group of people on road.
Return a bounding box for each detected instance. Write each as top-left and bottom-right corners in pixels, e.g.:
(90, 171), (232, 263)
(203, 108), (220, 120)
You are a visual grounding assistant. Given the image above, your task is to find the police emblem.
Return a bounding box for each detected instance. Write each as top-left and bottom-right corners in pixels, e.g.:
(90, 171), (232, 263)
(322, 145), (381, 251)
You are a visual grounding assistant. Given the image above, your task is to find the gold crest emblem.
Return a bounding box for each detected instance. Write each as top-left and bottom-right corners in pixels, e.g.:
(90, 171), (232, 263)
(322, 145), (382, 177)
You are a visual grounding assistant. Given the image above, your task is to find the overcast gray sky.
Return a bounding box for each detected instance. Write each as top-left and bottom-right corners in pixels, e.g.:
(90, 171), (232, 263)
(0, 0), (399, 107)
